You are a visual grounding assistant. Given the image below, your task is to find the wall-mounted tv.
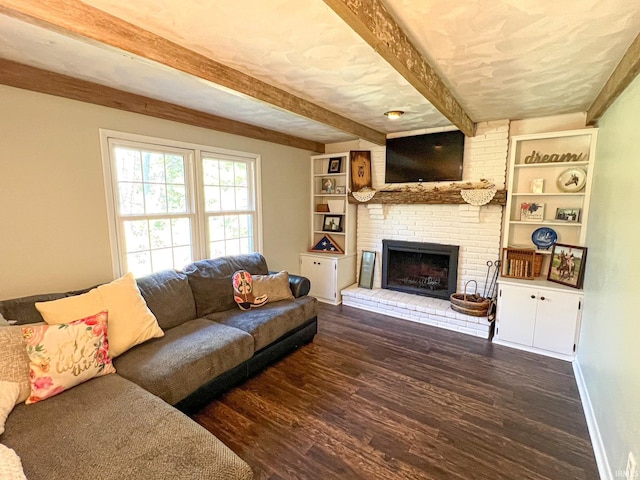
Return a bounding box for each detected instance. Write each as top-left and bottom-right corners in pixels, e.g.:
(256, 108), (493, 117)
(385, 130), (465, 183)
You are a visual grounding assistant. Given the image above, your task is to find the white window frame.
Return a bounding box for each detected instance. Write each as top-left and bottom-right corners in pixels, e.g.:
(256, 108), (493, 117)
(100, 129), (263, 277)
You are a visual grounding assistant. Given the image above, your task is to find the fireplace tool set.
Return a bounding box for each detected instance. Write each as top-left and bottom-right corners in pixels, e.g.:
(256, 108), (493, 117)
(449, 260), (501, 319)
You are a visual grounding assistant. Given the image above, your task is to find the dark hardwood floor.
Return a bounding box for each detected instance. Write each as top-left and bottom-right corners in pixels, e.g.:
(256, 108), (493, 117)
(193, 303), (599, 480)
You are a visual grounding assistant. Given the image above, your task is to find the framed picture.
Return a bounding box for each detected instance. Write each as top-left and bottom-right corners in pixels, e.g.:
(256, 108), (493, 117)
(350, 150), (372, 192)
(335, 186), (346, 194)
(321, 177), (336, 194)
(322, 215), (343, 232)
(327, 157), (342, 174)
(358, 251), (376, 289)
(531, 178), (544, 193)
(547, 243), (587, 288)
(520, 202), (544, 221)
(555, 208), (581, 222)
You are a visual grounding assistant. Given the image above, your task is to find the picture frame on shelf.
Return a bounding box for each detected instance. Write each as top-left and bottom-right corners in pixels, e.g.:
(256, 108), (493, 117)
(322, 215), (343, 232)
(358, 251), (376, 289)
(547, 243), (587, 289)
(327, 157), (342, 174)
(321, 178), (336, 194)
(520, 202), (544, 221)
(530, 178), (544, 193)
(335, 186), (346, 194)
(555, 208), (581, 222)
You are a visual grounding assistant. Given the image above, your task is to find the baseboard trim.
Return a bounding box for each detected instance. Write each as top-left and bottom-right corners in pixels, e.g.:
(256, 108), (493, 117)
(573, 358), (612, 480)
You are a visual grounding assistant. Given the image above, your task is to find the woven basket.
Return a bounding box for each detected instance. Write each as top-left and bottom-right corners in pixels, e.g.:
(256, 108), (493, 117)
(450, 280), (491, 317)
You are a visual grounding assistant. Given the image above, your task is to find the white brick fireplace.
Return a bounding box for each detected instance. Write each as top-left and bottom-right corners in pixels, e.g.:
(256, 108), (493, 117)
(341, 120), (510, 338)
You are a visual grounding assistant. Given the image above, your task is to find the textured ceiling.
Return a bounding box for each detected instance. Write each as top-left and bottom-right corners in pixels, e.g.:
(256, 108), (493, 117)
(1, 0), (639, 145)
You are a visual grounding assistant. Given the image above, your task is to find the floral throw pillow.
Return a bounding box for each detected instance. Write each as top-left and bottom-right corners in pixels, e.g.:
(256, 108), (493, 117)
(22, 311), (116, 404)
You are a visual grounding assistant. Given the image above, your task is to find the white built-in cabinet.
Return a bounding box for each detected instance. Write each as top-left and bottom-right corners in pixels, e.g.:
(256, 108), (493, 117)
(299, 253), (356, 305)
(299, 152), (357, 304)
(496, 128), (597, 360)
(495, 279), (583, 361)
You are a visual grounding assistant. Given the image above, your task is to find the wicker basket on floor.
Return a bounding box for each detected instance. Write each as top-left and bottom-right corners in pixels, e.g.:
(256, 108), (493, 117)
(450, 280), (491, 317)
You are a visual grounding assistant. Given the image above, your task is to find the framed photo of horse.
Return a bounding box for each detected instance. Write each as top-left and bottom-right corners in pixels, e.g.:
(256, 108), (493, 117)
(547, 243), (587, 288)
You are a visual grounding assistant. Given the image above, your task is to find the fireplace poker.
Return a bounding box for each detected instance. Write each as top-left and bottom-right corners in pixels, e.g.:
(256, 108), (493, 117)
(482, 260), (493, 297)
(488, 260), (501, 299)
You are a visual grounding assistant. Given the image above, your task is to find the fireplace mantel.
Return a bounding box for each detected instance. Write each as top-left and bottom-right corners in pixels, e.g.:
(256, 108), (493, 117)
(347, 189), (507, 206)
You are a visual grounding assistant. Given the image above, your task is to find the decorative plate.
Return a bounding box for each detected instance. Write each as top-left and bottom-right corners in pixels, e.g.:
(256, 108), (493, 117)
(557, 167), (587, 192)
(531, 227), (558, 250)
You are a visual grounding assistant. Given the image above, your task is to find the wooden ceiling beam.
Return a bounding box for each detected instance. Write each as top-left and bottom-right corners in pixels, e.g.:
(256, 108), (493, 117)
(324, 0), (476, 137)
(0, 59), (326, 152)
(587, 31), (640, 125)
(0, 0), (386, 145)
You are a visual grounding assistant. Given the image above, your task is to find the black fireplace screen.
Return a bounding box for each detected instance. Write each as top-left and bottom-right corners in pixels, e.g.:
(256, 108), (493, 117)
(382, 240), (459, 300)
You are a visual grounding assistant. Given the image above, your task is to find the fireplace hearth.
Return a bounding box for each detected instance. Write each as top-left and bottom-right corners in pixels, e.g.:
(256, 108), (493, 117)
(382, 240), (459, 300)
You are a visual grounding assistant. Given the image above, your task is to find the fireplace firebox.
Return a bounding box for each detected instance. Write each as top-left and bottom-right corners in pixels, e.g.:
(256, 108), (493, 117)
(382, 240), (459, 300)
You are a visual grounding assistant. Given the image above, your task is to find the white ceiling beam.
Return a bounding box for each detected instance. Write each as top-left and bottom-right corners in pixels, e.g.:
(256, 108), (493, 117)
(324, 0), (476, 137)
(0, 0), (387, 145)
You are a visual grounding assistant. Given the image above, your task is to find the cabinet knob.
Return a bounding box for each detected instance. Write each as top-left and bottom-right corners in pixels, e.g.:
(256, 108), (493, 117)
(530, 295), (536, 299)
(540, 296), (545, 301)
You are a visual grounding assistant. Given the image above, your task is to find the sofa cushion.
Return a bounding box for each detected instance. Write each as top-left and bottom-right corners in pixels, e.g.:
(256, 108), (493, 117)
(22, 312), (116, 404)
(114, 318), (254, 405)
(0, 293), (66, 325)
(136, 269), (197, 330)
(206, 296), (317, 351)
(184, 253), (269, 317)
(2, 374), (253, 480)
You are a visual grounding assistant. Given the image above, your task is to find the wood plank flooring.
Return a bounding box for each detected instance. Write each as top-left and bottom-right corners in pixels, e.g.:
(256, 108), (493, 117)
(192, 304), (599, 480)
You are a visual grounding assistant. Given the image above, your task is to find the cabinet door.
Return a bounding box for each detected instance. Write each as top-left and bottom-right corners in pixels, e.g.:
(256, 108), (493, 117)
(300, 256), (336, 301)
(497, 284), (538, 346)
(533, 291), (580, 355)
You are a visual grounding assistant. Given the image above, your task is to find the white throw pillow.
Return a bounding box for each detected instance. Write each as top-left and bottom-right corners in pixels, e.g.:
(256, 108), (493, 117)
(0, 381), (20, 435)
(35, 272), (164, 357)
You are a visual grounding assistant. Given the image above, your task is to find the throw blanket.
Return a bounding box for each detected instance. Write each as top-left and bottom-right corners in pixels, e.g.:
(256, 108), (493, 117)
(0, 444), (27, 480)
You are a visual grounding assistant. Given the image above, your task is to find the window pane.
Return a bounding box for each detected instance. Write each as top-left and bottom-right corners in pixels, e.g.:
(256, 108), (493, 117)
(210, 240), (226, 258)
(203, 159), (219, 185)
(225, 238), (240, 256)
(234, 163), (248, 187)
(144, 184), (167, 214)
(235, 187), (248, 210)
(127, 251), (152, 277)
(225, 215), (240, 239)
(204, 186), (221, 212)
(143, 152), (165, 183)
(238, 214), (250, 237)
(149, 219), (171, 248)
(165, 155), (185, 184)
(221, 187), (235, 210)
(115, 148), (142, 182)
(239, 237), (250, 253)
(208, 216), (225, 242)
(123, 220), (150, 252)
(173, 246), (192, 270)
(171, 218), (191, 246)
(119, 183), (144, 215)
(167, 185), (186, 213)
(151, 248), (174, 271)
(219, 161), (235, 186)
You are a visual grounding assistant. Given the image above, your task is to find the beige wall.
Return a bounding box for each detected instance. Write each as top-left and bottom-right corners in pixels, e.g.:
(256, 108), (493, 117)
(0, 85), (311, 299)
(579, 74), (640, 477)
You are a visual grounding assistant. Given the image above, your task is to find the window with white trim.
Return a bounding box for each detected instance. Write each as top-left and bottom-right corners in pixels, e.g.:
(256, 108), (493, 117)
(102, 131), (261, 277)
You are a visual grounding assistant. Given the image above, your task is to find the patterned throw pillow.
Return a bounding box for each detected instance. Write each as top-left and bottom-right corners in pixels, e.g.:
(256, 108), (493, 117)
(232, 270), (268, 311)
(22, 311), (116, 404)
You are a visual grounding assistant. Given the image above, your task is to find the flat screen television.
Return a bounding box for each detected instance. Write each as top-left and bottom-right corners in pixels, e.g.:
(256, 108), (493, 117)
(385, 130), (465, 183)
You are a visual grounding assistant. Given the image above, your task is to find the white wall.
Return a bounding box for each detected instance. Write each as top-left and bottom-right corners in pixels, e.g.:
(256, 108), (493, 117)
(0, 85), (311, 299)
(578, 74), (640, 479)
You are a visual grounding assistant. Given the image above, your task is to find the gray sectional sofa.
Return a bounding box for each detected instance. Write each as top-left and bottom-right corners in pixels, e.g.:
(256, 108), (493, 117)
(0, 253), (318, 479)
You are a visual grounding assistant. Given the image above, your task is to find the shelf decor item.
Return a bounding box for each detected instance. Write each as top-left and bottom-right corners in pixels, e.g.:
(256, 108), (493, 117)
(358, 251), (376, 289)
(327, 157), (342, 174)
(547, 243), (587, 288)
(500, 248), (539, 279)
(555, 208), (581, 222)
(460, 188), (497, 206)
(350, 150), (372, 192)
(531, 227), (557, 250)
(520, 202), (544, 221)
(557, 167), (587, 192)
(321, 177), (336, 194)
(531, 178), (544, 193)
(316, 203), (329, 212)
(322, 215), (343, 232)
(309, 234), (344, 254)
(327, 199), (345, 213)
